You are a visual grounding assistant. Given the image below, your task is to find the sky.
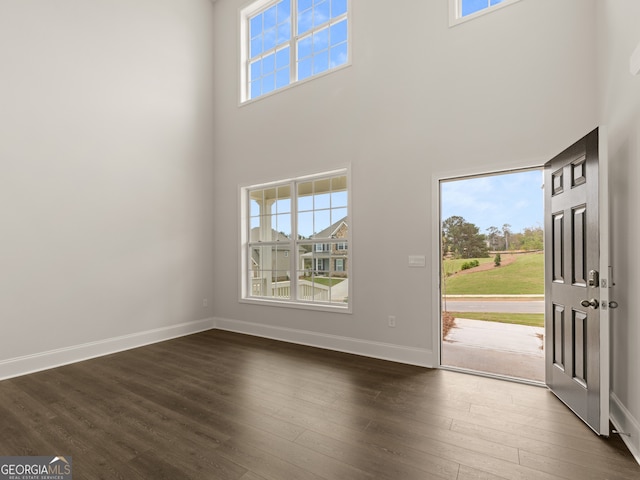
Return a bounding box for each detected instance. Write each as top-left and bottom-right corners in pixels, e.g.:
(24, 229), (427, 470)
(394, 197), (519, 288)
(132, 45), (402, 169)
(441, 169), (544, 234)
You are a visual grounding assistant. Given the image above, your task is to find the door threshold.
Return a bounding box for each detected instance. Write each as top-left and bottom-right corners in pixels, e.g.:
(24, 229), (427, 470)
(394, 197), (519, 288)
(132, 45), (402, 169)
(440, 364), (546, 388)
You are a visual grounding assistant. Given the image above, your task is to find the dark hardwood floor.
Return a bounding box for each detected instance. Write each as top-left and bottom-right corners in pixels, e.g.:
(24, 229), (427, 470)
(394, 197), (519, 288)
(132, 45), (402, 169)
(0, 329), (638, 479)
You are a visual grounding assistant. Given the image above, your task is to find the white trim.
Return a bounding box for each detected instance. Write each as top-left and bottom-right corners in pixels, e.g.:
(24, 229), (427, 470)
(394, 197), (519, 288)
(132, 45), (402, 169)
(431, 162), (543, 366)
(611, 392), (640, 466)
(598, 126), (611, 434)
(431, 173), (443, 367)
(0, 318), (215, 382)
(214, 316), (435, 367)
(239, 167), (352, 313)
(448, 0), (522, 27)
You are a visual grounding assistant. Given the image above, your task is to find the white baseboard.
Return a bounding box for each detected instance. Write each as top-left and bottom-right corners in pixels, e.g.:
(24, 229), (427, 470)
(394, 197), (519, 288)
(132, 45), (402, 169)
(0, 318), (215, 381)
(213, 316), (435, 368)
(611, 392), (640, 465)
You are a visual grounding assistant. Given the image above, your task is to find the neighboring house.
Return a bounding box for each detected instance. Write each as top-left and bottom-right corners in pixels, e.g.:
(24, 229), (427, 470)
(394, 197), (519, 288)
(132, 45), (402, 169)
(249, 228), (303, 281)
(301, 217), (349, 277)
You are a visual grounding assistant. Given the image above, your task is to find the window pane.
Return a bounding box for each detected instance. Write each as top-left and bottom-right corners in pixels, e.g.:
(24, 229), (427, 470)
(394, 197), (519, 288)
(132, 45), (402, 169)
(250, 14), (263, 37)
(251, 36), (263, 58)
(277, 20), (291, 43)
(313, 27), (329, 52)
(314, 50), (329, 74)
(314, 210), (331, 235)
(298, 0), (313, 13)
(276, 67), (290, 88)
(314, 192), (330, 210)
(329, 42), (348, 68)
(264, 5), (277, 30)
(276, 214), (292, 238)
(314, 178), (331, 198)
(331, 207), (347, 225)
(331, 0), (347, 17)
(298, 211), (314, 238)
(298, 35), (312, 59)
(298, 7), (313, 35)
(276, 47), (290, 69)
(250, 247), (291, 299)
(250, 60), (261, 81)
(314, 1), (330, 26)
(298, 57), (312, 80)
(277, 0), (291, 21)
(250, 80), (261, 99)
(276, 185), (291, 211)
(490, 0), (503, 5)
(330, 19), (347, 46)
(263, 52), (275, 73)
(250, 196), (261, 216)
(264, 27), (277, 51)
(462, 0), (490, 16)
(298, 182), (314, 210)
(263, 73), (275, 93)
(331, 190), (347, 208)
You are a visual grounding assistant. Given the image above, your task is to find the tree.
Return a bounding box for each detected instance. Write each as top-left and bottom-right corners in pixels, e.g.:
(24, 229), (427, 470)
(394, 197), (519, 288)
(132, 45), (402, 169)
(502, 223), (512, 250)
(486, 226), (502, 251)
(442, 216), (489, 259)
(506, 225), (543, 251)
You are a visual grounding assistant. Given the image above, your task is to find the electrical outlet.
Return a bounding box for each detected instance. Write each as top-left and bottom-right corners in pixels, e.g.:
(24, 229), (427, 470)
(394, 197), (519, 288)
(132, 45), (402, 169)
(203, 299), (208, 307)
(388, 315), (396, 328)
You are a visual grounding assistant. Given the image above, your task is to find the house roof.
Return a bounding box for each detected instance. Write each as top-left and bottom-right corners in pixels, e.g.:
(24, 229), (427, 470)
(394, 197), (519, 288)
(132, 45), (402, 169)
(311, 217), (348, 239)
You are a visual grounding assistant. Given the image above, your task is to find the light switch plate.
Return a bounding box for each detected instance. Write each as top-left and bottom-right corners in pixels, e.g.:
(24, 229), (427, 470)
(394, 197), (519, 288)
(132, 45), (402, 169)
(408, 255), (426, 267)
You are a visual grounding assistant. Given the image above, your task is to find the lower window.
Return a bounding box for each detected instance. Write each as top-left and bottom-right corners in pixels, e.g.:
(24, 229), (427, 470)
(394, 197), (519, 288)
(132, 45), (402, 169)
(241, 169), (350, 311)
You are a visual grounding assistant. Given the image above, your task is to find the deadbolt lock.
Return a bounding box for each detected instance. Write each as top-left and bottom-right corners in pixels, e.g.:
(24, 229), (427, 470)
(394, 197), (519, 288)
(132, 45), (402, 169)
(588, 270), (599, 287)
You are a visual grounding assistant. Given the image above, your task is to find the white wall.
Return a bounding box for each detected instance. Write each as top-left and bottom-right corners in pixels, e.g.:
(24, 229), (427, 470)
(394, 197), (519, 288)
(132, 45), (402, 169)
(0, 0), (216, 375)
(211, 0), (598, 364)
(598, 0), (640, 459)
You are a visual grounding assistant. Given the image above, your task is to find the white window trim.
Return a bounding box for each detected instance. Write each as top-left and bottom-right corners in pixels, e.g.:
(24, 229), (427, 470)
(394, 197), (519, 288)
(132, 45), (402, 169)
(239, 0), (352, 105)
(239, 167), (352, 313)
(448, 0), (521, 27)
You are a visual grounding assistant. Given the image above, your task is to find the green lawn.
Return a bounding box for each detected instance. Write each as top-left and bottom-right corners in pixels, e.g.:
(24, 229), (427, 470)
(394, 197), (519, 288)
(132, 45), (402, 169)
(312, 277), (345, 287)
(443, 253), (544, 295)
(448, 311), (544, 327)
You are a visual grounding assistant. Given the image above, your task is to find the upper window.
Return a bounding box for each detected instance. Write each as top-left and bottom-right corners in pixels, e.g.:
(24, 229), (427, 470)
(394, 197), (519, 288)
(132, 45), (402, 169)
(240, 170), (350, 311)
(449, 0), (521, 26)
(240, 0), (349, 103)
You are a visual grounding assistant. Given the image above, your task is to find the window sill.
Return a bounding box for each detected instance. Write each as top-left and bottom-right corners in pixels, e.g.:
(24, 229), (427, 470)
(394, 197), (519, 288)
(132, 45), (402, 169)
(240, 297), (352, 314)
(448, 0), (521, 28)
(238, 61), (352, 107)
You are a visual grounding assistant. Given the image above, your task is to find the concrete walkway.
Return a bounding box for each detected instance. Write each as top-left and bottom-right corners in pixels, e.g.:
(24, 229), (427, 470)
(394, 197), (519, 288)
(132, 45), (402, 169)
(442, 318), (545, 382)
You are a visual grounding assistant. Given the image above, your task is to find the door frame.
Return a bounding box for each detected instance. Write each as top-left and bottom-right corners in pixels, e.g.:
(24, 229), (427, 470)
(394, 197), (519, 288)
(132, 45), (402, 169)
(431, 127), (611, 434)
(431, 162), (545, 379)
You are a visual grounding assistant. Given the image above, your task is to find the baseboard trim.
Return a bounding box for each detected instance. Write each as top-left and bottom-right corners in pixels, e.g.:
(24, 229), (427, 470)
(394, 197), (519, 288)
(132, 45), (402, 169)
(611, 392), (640, 465)
(213, 317), (435, 368)
(0, 318), (215, 381)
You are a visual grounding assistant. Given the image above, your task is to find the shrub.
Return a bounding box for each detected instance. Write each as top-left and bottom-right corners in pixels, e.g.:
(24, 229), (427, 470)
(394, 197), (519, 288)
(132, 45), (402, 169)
(494, 253), (502, 267)
(461, 259), (480, 271)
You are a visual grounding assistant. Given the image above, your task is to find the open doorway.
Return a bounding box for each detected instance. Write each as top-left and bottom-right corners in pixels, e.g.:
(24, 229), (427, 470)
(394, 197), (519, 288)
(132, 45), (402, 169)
(439, 169), (545, 383)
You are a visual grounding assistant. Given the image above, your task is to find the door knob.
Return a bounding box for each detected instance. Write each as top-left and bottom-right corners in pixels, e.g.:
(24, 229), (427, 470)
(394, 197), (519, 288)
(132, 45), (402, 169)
(581, 299), (599, 309)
